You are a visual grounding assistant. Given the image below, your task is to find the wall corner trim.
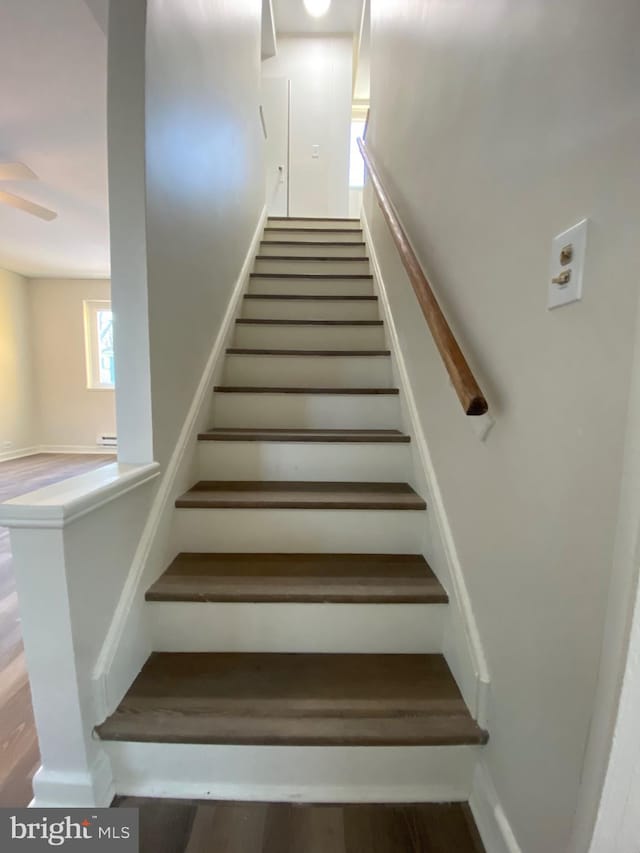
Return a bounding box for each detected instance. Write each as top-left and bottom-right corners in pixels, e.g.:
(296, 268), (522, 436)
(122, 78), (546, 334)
(91, 204), (268, 720)
(361, 206), (491, 723)
(470, 763), (523, 853)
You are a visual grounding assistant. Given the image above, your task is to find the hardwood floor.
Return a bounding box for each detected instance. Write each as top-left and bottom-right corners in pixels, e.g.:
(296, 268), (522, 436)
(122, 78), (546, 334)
(0, 452), (114, 806)
(113, 799), (486, 853)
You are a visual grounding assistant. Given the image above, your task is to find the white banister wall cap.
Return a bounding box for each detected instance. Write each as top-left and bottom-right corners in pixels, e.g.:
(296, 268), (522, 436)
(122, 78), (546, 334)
(0, 462), (161, 529)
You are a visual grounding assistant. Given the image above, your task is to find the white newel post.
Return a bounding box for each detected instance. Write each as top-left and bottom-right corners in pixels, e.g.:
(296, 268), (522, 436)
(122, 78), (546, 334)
(9, 527), (112, 807)
(0, 463), (160, 807)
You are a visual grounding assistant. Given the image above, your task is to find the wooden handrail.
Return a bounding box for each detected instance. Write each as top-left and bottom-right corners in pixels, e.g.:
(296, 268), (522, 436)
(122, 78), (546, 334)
(357, 138), (488, 416)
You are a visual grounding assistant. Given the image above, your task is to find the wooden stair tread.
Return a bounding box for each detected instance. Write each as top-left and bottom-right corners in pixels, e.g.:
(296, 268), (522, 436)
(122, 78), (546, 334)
(197, 428), (410, 443)
(99, 714), (483, 747)
(147, 553), (447, 603)
(175, 481), (426, 510)
(243, 294), (377, 301)
(250, 273), (373, 280)
(255, 255), (369, 261)
(225, 349), (390, 356)
(260, 240), (366, 247)
(213, 386), (399, 394)
(236, 319), (383, 326)
(264, 227), (363, 233)
(96, 652), (486, 746)
(267, 217), (361, 222)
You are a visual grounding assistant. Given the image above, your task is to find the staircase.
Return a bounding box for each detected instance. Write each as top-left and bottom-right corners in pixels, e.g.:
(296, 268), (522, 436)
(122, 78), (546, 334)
(97, 216), (487, 801)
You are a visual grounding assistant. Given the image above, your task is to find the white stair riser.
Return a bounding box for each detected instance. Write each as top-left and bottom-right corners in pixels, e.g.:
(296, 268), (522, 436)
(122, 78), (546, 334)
(260, 243), (367, 258)
(241, 299), (379, 321)
(233, 324), (386, 350)
(197, 441), (412, 481)
(106, 742), (480, 803)
(148, 602), (445, 654)
(263, 230), (362, 243)
(222, 355), (392, 388)
(172, 508), (424, 553)
(209, 392), (401, 429)
(253, 259), (370, 275)
(248, 279), (373, 296)
(267, 219), (361, 230)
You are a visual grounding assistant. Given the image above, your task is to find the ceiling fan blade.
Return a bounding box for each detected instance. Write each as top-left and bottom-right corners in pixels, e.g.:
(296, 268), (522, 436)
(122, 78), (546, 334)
(0, 190), (57, 221)
(0, 162), (38, 181)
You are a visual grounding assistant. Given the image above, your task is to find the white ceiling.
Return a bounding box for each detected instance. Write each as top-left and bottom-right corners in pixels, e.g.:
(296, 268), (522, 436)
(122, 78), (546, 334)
(273, 0), (364, 35)
(0, 0), (109, 278)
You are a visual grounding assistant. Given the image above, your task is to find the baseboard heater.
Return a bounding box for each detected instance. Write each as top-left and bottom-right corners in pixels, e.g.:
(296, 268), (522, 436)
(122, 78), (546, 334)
(97, 434), (118, 448)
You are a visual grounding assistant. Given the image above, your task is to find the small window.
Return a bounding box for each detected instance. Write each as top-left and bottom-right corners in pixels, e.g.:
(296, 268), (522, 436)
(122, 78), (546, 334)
(83, 300), (115, 389)
(349, 120), (366, 188)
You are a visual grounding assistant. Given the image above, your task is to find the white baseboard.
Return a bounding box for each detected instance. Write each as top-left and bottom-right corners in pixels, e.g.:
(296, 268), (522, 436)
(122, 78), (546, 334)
(0, 445), (116, 463)
(91, 204), (268, 721)
(361, 207), (490, 725)
(39, 445), (117, 455)
(30, 751), (115, 808)
(470, 763), (523, 853)
(0, 446), (40, 463)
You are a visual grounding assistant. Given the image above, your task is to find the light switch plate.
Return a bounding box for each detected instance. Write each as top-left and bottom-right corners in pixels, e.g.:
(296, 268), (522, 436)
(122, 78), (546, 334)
(311, 144), (320, 159)
(547, 218), (588, 309)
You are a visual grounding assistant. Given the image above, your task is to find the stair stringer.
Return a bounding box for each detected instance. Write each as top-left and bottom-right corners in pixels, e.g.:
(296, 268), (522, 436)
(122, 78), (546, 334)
(361, 208), (491, 728)
(91, 204), (268, 721)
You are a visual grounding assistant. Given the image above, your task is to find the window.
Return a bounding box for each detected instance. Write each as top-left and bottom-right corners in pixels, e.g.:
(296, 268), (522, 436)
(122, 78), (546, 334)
(349, 119), (366, 188)
(83, 300), (115, 389)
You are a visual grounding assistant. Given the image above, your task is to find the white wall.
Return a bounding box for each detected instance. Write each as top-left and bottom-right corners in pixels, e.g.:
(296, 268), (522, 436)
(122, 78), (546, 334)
(107, 0), (154, 466)
(349, 188), (363, 219)
(0, 267), (35, 457)
(28, 278), (115, 450)
(0, 270), (115, 455)
(144, 0), (264, 467)
(585, 288), (640, 851)
(365, 1), (640, 851)
(262, 36), (352, 217)
(98, 0), (266, 709)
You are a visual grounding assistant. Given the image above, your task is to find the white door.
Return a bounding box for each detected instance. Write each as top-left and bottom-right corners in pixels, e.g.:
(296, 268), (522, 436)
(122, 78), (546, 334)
(261, 77), (290, 217)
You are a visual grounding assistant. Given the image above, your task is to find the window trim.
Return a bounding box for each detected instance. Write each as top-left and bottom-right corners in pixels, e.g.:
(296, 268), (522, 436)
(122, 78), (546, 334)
(83, 299), (115, 390)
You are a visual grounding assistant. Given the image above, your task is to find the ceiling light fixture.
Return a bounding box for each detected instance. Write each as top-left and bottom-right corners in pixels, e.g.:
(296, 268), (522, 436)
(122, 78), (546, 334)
(304, 0), (331, 18)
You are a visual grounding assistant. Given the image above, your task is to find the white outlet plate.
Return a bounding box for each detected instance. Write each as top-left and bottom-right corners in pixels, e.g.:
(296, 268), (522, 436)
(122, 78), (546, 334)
(548, 218), (588, 310)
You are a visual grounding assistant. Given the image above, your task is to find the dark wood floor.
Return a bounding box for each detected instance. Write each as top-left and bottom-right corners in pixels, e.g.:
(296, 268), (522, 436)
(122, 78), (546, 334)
(0, 452), (114, 806)
(114, 799), (486, 853)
